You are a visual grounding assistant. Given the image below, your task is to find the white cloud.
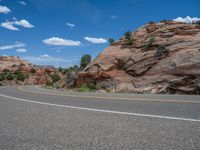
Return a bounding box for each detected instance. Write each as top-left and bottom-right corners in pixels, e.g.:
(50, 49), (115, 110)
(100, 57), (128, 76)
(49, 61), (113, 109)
(0, 42), (26, 50)
(84, 37), (107, 44)
(0, 5), (11, 14)
(66, 22), (75, 29)
(40, 54), (50, 58)
(14, 19), (34, 28)
(173, 16), (200, 23)
(43, 37), (81, 46)
(1, 22), (19, 30)
(0, 19), (34, 31)
(18, 1), (26, 5)
(16, 48), (27, 53)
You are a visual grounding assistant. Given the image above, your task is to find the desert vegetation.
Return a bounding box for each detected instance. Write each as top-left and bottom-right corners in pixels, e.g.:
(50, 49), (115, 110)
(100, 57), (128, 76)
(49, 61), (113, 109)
(0, 69), (27, 82)
(154, 45), (169, 58)
(124, 31), (133, 45)
(80, 54), (92, 70)
(108, 38), (115, 45)
(143, 36), (155, 51)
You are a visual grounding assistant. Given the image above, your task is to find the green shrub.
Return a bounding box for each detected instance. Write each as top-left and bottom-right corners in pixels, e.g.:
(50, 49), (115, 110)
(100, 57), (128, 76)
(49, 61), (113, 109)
(12, 64), (17, 67)
(15, 71), (26, 81)
(108, 38), (115, 45)
(3, 69), (10, 72)
(154, 45), (169, 58)
(0, 73), (6, 81)
(160, 19), (171, 23)
(30, 68), (36, 74)
(50, 73), (60, 83)
(80, 54), (91, 70)
(192, 20), (200, 25)
(124, 31), (133, 45)
(149, 21), (155, 24)
(45, 81), (53, 87)
(87, 82), (96, 90)
(2, 69), (15, 80)
(195, 20), (200, 26)
(143, 36), (155, 51)
(6, 72), (14, 80)
(78, 84), (96, 92)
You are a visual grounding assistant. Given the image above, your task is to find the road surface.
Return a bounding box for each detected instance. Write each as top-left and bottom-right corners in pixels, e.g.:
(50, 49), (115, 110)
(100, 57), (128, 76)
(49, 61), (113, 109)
(0, 85), (200, 149)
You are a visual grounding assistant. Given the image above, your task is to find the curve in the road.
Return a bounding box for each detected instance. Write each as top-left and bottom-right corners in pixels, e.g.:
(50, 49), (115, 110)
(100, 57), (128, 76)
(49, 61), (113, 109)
(18, 86), (200, 104)
(0, 92), (200, 123)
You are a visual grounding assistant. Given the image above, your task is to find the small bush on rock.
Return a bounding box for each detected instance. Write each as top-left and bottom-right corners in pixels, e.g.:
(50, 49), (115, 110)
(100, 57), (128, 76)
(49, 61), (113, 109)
(15, 71), (26, 81)
(0, 73), (6, 81)
(3, 69), (10, 72)
(143, 36), (155, 51)
(124, 31), (133, 45)
(108, 38), (115, 45)
(154, 45), (169, 58)
(50, 73), (60, 83)
(80, 54), (91, 70)
(45, 81), (53, 87)
(30, 68), (36, 74)
(149, 21), (155, 24)
(79, 84), (96, 92)
(6, 72), (14, 80)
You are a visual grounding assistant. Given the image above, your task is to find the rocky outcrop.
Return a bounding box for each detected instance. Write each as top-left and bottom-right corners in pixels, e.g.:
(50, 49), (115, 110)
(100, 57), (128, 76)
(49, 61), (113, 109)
(0, 56), (66, 87)
(75, 21), (200, 94)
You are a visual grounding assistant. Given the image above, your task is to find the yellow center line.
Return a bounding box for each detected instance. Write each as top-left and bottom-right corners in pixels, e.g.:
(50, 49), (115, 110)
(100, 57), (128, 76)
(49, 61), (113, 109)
(17, 86), (200, 104)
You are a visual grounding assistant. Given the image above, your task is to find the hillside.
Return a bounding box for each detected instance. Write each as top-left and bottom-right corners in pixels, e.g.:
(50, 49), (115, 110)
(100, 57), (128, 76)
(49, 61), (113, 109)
(0, 56), (66, 87)
(75, 21), (200, 94)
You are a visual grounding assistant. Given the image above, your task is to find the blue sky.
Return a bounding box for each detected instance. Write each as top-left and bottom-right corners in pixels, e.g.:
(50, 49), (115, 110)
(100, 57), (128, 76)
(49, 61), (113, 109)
(0, 0), (199, 68)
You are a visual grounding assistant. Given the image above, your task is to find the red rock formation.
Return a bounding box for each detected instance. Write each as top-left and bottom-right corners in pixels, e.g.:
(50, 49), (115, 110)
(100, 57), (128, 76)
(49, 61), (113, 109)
(75, 21), (200, 94)
(0, 56), (65, 87)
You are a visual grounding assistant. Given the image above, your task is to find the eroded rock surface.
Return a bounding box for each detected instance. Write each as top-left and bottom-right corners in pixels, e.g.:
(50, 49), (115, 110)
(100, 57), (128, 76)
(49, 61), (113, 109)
(75, 21), (200, 94)
(0, 56), (66, 87)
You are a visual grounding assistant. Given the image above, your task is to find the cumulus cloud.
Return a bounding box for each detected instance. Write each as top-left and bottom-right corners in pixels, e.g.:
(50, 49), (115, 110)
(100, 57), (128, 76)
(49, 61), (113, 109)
(84, 37), (107, 44)
(0, 42), (26, 50)
(18, 1), (26, 5)
(14, 19), (34, 28)
(43, 37), (81, 46)
(16, 48), (27, 53)
(0, 5), (11, 14)
(173, 16), (200, 23)
(1, 22), (19, 30)
(66, 22), (75, 29)
(40, 54), (50, 58)
(0, 19), (34, 31)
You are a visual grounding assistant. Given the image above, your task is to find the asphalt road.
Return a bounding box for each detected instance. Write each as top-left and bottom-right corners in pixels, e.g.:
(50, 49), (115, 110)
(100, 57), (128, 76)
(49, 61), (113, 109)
(0, 86), (200, 149)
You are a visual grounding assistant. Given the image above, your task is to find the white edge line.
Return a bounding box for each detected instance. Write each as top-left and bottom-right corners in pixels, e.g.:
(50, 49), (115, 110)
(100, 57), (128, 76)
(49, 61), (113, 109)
(0, 93), (200, 122)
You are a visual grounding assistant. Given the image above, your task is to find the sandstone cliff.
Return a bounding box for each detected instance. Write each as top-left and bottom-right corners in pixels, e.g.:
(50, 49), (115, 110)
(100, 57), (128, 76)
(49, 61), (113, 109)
(75, 21), (200, 94)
